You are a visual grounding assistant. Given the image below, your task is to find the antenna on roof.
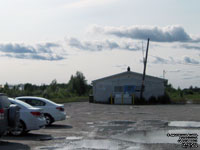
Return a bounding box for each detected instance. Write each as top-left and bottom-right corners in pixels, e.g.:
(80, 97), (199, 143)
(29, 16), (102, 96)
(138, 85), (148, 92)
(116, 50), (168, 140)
(127, 66), (130, 72)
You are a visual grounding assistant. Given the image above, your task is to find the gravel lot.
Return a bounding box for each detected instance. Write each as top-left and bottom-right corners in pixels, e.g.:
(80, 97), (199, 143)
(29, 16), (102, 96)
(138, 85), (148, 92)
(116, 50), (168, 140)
(1, 102), (200, 150)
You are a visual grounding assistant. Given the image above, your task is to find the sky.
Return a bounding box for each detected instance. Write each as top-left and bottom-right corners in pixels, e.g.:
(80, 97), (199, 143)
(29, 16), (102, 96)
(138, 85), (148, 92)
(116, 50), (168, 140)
(0, 0), (200, 89)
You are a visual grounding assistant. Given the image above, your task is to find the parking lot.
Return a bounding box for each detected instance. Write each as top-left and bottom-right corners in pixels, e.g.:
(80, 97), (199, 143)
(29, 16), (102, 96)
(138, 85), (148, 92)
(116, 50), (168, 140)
(1, 102), (200, 150)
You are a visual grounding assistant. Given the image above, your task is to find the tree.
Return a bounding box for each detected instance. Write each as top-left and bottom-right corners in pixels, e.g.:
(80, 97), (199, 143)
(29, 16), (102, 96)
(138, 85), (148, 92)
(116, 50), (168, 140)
(50, 79), (57, 92)
(68, 71), (88, 96)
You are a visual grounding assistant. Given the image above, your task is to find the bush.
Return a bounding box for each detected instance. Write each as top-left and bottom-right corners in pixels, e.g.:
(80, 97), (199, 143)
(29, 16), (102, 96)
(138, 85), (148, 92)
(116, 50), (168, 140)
(134, 96), (146, 105)
(148, 96), (157, 104)
(157, 92), (171, 104)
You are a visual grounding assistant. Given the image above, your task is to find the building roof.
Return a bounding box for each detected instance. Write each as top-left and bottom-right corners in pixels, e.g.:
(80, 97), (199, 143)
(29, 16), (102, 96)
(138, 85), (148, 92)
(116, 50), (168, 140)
(92, 71), (167, 83)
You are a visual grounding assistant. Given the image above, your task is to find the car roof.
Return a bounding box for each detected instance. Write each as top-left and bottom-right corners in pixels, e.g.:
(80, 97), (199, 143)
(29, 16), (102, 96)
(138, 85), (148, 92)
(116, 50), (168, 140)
(16, 96), (58, 105)
(9, 98), (33, 109)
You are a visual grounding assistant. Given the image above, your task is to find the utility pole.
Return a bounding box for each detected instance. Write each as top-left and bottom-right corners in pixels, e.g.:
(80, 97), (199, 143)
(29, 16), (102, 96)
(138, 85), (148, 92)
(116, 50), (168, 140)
(140, 38), (150, 100)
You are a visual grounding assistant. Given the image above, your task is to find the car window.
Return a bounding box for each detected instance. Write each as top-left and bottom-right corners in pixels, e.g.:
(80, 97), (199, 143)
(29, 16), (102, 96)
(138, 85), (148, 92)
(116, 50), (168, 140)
(0, 96), (11, 108)
(22, 99), (46, 106)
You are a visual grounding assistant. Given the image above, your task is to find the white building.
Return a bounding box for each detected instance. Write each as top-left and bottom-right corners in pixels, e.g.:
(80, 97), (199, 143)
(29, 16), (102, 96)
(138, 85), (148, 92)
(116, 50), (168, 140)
(92, 68), (167, 104)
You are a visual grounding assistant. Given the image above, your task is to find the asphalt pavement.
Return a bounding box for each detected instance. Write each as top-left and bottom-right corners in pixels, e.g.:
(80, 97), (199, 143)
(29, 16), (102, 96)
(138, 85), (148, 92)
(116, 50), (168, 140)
(1, 102), (200, 150)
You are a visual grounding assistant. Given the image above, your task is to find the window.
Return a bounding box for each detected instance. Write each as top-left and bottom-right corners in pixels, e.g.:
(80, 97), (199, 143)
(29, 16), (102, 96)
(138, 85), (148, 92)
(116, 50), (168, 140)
(114, 86), (123, 92)
(29, 99), (46, 106)
(19, 99), (46, 106)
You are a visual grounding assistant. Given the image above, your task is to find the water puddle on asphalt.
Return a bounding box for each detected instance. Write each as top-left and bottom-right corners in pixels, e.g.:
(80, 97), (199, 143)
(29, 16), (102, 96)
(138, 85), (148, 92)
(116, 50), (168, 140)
(39, 136), (53, 141)
(110, 120), (136, 125)
(169, 121), (200, 128)
(113, 129), (200, 144)
(56, 139), (141, 150)
(86, 122), (94, 125)
(66, 136), (83, 140)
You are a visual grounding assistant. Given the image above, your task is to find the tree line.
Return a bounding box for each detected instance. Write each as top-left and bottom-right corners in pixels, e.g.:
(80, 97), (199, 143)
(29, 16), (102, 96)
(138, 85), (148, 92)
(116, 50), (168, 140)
(0, 71), (92, 99)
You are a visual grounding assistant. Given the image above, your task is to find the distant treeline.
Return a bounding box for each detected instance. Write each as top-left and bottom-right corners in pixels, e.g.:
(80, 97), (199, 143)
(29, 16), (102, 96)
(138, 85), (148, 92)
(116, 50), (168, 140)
(0, 71), (92, 99)
(166, 84), (200, 95)
(1, 71), (199, 103)
(165, 84), (200, 103)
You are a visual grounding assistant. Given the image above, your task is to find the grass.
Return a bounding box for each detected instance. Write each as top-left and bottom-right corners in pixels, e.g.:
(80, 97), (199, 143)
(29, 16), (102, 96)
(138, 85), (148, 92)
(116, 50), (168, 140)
(168, 92), (200, 104)
(51, 96), (89, 104)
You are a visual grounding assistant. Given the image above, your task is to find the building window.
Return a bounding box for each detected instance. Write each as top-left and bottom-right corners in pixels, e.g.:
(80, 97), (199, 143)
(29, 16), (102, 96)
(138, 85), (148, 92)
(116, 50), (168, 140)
(114, 86), (123, 92)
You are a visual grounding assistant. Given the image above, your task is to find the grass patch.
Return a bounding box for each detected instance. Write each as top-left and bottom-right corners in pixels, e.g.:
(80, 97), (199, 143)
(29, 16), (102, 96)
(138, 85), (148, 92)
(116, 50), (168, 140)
(51, 96), (89, 104)
(167, 91), (200, 104)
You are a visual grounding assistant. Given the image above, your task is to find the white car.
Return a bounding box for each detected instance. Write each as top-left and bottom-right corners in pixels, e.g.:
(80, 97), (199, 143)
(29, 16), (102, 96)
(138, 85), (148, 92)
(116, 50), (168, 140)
(15, 96), (66, 125)
(8, 98), (46, 135)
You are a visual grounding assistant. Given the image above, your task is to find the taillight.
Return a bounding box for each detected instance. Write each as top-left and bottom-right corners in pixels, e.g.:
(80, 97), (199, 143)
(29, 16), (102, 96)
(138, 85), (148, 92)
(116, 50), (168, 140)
(0, 108), (4, 120)
(31, 112), (41, 116)
(56, 107), (64, 111)
(0, 108), (4, 113)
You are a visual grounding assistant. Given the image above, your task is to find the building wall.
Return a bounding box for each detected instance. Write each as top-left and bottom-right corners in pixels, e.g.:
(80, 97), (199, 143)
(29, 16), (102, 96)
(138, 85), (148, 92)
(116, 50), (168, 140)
(93, 72), (165, 103)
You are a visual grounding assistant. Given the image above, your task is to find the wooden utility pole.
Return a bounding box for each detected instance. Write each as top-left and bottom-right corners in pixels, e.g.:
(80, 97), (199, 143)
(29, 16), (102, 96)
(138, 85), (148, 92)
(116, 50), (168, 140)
(140, 38), (150, 100)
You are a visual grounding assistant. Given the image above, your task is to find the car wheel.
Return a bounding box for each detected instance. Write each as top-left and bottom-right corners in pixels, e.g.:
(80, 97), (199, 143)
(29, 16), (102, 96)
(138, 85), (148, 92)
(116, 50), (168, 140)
(10, 121), (25, 136)
(44, 114), (53, 126)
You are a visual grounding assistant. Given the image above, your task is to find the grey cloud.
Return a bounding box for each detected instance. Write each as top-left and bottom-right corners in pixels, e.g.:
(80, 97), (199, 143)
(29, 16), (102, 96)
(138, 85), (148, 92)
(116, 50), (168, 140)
(151, 56), (200, 65)
(90, 25), (199, 43)
(183, 56), (200, 64)
(67, 37), (139, 51)
(151, 56), (169, 64)
(179, 44), (200, 50)
(0, 44), (35, 53)
(183, 75), (200, 80)
(113, 64), (127, 70)
(168, 70), (181, 73)
(151, 56), (177, 64)
(0, 42), (65, 61)
(3, 53), (64, 61)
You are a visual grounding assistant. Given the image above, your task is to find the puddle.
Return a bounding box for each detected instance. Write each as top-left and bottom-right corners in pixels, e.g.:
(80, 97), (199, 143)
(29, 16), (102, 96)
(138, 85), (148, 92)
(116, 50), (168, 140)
(113, 129), (200, 144)
(110, 120), (136, 125)
(39, 136), (53, 141)
(66, 136), (83, 140)
(136, 113), (150, 115)
(53, 137), (66, 140)
(169, 121), (200, 128)
(38, 139), (143, 150)
(56, 139), (123, 150)
(86, 122), (94, 125)
(66, 116), (71, 119)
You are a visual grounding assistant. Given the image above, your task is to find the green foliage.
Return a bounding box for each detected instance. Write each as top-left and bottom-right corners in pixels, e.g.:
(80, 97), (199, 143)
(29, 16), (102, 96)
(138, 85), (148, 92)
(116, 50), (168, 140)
(67, 71), (90, 96)
(1, 71), (91, 103)
(165, 83), (200, 104)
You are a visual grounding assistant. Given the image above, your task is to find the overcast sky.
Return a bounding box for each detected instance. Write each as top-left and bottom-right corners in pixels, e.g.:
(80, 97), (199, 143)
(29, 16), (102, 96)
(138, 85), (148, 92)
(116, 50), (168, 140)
(0, 0), (200, 88)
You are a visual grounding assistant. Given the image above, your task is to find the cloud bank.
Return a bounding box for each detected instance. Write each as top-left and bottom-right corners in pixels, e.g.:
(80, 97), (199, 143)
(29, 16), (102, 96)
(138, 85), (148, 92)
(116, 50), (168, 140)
(66, 37), (140, 51)
(180, 44), (200, 50)
(89, 25), (199, 43)
(0, 43), (65, 61)
(151, 56), (200, 65)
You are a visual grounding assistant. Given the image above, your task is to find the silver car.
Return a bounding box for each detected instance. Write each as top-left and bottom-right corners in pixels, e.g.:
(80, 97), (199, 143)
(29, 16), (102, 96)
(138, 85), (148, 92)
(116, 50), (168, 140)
(16, 96), (66, 125)
(9, 98), (46, 135)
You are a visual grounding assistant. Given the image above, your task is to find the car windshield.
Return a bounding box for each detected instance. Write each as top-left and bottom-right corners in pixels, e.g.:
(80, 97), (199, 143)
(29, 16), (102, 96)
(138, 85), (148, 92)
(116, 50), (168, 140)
(9, 98), (33, 109)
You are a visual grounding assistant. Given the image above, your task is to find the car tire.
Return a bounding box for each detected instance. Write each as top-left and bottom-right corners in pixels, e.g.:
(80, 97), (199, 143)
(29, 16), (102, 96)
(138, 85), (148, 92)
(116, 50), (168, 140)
(44, 114), (53, 126)
(10, 121), (26, 136)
